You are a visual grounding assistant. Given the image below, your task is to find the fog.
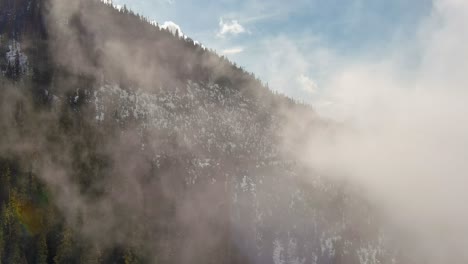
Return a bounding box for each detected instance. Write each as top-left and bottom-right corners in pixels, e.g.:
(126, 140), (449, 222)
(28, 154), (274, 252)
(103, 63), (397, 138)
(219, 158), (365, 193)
(1, 0), (467, 262)
(283, 0), (468, 262)
(37, 0), (468, 262)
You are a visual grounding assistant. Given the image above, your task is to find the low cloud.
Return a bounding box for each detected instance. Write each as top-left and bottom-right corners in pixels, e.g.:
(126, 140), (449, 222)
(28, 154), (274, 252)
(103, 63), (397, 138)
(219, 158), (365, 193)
(279, 0), (468, 262)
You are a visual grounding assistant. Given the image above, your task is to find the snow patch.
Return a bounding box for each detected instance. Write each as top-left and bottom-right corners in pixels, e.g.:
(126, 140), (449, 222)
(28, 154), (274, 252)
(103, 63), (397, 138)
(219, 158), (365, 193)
(5, 40), (28, 75)
(273, 239), (285, 264)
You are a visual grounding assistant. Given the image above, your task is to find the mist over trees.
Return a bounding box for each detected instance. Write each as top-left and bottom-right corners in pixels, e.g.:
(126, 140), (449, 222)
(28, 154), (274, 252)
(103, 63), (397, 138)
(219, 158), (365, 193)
(0, 0), (412, 263)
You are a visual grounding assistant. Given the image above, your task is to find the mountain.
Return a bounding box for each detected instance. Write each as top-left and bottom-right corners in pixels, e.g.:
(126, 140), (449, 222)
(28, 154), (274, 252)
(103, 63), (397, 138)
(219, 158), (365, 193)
(0, 0), (401, 263)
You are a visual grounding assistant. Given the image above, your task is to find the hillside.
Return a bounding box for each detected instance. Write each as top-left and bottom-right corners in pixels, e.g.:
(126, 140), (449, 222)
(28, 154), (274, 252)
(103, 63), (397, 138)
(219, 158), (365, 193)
(0, 0), (399, 263)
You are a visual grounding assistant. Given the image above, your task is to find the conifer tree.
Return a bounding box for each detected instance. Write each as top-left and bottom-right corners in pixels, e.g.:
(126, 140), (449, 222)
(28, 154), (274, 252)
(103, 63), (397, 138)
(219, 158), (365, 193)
(36, 232), (48, 264)
(54, 228), (74, 264)
(124, 248), (139, 264)
(0, 167), (11, 204)
(14, 50), (20, 79)
(5, 62), (13, 80)
(0, 221), (4, 264)
(80, 243), (102, 264)
(2, 202), (21, 264)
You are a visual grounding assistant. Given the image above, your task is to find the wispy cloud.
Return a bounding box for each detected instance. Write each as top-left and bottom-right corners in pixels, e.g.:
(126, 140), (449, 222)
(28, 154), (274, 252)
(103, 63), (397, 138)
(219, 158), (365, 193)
(240, 12), (283, 24)
(239, 34), (336, 100)
(297, 74), (318, 94)
(217, 18), (246, 38)
(284, 1), (468, 261)
(221, 47), (244, 55)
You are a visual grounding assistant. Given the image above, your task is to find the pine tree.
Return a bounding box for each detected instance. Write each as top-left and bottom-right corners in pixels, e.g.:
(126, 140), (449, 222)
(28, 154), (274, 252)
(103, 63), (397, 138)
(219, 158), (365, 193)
(0, 220), (4, 264)
(124, 248), (139, 264)
(14, 50), (20, 79)
(54, 228), (74, 264)
(80, 243), (102, 264)
(2, 202), (21, 264)
(0, 167), (11, 204)
(36, 232), (48, 264)
(5, 62), (14, 80)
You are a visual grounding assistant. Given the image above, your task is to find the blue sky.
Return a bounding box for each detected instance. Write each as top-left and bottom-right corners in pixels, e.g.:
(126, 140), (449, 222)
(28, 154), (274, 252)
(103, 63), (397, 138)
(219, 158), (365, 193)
(112, 0), (433, 102)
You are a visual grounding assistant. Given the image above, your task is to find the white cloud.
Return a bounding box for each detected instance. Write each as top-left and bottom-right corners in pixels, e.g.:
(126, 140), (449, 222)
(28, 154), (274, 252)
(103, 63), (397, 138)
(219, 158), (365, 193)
(217, 19), (246, 37)
(206, 0), (468, 260)
(241, 35), (335, 99)
(297, 74), (318, 94)
(194, 41), (206, 50)
(281, 0), (468, 262)
(221, 47), (244, 55)
(253, 36), (309, 95)
(159, 21), (184, 37)
(241, 12), (283, 24)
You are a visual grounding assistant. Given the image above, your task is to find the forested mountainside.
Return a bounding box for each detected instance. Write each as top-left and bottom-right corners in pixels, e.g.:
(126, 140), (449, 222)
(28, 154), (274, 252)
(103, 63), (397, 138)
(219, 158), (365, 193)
(0, 0), (403, 263)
